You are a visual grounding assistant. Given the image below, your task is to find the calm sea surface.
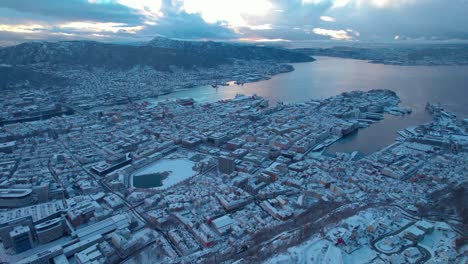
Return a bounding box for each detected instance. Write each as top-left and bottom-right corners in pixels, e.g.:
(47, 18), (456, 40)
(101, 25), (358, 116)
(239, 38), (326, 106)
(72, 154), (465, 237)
(154, 56), (468, 154)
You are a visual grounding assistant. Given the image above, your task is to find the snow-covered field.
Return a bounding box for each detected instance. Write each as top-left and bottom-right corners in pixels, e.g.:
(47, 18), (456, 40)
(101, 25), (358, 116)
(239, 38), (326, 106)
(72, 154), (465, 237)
(419, 222), (459, 258)
(266, 206), (464, 264)
(267, 236), (340, 264)
(266, 208), (409, 264)
(267, 236), (377, 264)
(132, 158), (196, 189)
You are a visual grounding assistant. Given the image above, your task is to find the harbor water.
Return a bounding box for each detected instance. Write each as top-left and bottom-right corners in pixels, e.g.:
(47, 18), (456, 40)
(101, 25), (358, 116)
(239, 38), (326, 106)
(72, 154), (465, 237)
(151, 56), (468, 154)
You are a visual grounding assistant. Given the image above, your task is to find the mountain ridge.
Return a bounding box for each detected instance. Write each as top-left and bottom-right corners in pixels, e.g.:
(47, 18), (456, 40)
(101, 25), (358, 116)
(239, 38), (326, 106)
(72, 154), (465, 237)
(0, 37), (313, 70)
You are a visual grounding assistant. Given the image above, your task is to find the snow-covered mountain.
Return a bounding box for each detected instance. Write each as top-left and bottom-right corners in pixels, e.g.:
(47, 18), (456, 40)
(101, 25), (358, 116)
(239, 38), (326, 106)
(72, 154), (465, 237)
(0, 37), (313, 70)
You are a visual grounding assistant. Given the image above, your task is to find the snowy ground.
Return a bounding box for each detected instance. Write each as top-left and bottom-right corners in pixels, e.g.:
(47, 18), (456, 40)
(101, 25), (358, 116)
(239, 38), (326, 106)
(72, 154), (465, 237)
(267, 236), (379, 264)
(265, 207), (414, 264)
(267, 236), (336, 264)
(266, 216), (463, 264)
(343, 247), (377, 263)
(419, 223), (459, 258)
(132, 157), (196, 189)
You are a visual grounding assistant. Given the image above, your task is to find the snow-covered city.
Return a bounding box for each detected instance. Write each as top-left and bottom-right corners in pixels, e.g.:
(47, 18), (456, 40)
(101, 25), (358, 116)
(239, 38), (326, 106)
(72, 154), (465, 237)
(0, 87), (466, 263)
(1, 1), (468, 263)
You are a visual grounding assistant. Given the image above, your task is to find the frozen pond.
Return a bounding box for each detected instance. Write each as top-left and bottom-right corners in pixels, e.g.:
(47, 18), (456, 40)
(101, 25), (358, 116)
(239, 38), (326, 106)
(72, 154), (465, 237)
(132, 158), (196, 189)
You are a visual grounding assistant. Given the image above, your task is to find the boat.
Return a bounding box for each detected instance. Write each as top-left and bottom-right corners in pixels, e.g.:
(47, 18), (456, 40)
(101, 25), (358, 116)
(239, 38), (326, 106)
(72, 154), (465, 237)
(402, 107), (412, 114)
(358, 122), (369, 128)
(388, 109), (403, 116)
(398, 130), (411, 138)
(312, 143), (325, 151)
(176, 97), (195, 106)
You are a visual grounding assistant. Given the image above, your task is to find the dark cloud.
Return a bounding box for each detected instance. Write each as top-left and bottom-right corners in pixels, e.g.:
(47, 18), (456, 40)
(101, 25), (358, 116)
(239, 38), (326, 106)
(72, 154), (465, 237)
(237, 0), (468, 42)
(0, 0), (141, 24)
(1, 0), (468, 44)
(309, 0), (468, 41)
(140, 7), (237, 39)
(0, 7), (58, 24)
(0, 0), (237, 43)
(141, 16), (236, 39)
(237, 26), (311, 41)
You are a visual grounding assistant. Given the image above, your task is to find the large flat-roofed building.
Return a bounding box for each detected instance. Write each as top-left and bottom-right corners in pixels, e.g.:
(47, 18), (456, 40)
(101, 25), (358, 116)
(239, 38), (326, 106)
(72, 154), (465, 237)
(63, 234), (104, 257)
(72, 214), (130, 241)
(0, 200), (64, 227)
(404, 225), (426, 242)
(207, 132), (228, 146)
(0, 141), (16, 153)
(10, 225), (33, 253)
(66, 201), (101, 227)
(181, 136), (202, 148)
(0, 216), (33, 249)
(35, 217), (64, 244)
(75, 244), (104, 264)
(91, 153), (132, 176)
(17, 245), (64, 264)
(218, 156), (235, 174)
(0, 188), (34, 208)
(211, 215), (234, 235)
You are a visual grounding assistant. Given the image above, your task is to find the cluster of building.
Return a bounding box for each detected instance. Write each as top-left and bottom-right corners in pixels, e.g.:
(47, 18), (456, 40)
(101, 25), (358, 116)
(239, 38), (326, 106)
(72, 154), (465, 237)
(0, 87), (466, 263)
(31, 60), (293, 111)
(268, 206), (462, 264)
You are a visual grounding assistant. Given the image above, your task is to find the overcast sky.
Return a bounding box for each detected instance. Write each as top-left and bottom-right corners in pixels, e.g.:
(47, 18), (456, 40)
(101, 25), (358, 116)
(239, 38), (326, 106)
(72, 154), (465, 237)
(1, 0), (467, 45)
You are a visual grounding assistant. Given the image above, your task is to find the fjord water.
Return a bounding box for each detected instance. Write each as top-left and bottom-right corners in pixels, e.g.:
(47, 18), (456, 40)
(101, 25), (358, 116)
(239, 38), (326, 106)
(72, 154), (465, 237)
(157, 56), (468, 154)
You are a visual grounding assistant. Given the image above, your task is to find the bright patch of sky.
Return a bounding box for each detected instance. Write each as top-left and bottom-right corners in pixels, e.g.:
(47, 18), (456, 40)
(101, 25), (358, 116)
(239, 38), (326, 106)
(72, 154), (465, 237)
(313, 28), (359, 40)
(182, 0), (273, 28)
(320, 16), (336, 22)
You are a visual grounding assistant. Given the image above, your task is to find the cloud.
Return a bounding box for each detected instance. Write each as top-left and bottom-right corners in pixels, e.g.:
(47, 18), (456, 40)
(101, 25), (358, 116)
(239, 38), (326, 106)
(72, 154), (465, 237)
(137, 1), (238, 39)
(1, 0), (468, 44)
(304, 0), (416, 9)
(239, 37), (290, 42)
(247, 24), (273, 30)
(182, 0), (273, 27)
(112, 0), (163, 20)
(362, 0), (416, 9)
(0, 0), (238, 43)
(0, 0), (142, 24)
(320, 16), (336, 22)
(0, 24), (46, 34)
(312, 28), (358, 40)
(323, 0), (468, 41)
(58, 22), (144, 34)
